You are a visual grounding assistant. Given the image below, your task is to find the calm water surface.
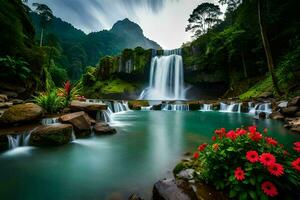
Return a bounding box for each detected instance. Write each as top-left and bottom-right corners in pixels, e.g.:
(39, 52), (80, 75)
(0, 111), (299, 199)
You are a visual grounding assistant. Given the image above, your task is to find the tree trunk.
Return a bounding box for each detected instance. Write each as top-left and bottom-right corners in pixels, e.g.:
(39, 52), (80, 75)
(257, 0), (282, 94)
(241, 51), (247, 78)
(40, 28), (44, 47)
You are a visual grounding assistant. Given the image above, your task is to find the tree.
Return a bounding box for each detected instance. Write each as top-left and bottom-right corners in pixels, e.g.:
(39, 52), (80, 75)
(32, 3), (53, 47)
(186, 3), (222, 37)
(219, 0), (282, 94)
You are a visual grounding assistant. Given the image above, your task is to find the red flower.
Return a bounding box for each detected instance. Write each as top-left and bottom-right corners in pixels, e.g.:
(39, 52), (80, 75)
(293, 142), (300, 152)
(213, 143), (219, 151)
(248, 131), (262, 142)
(64, 80), (71, 96)
(236, 128), (247, 136)
(248, 125), (257, 133)
(291, 158), (300, 171)
(268, 163), (284, 177)
(246, 150), (259, 163)
(212, 136), (217, 141)
(265, 137), (278, 146)
(263, 128), (268, 134)
(234, 167), (245, 181)
(220, 128), (226, 134)
(261, 181), (278, 197)
(215, 128), (226, 139)
(198, 143), (207, 151)
(260, 153), (276, 166)
(226, 130), (237, 141)
(193, 152), (199, 159)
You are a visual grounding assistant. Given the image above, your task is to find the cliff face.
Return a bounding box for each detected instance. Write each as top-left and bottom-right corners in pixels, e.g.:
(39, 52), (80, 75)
(0, 0), (45, 97)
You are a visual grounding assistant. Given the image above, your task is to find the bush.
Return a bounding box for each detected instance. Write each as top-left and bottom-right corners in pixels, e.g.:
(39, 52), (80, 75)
(193, 126), (300, 199)
(34, 89), (63, 114)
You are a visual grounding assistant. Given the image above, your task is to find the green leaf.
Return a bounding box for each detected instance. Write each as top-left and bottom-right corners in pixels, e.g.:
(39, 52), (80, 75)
(227, 147), (235, 151)
(229, 189), (237, 198)
(250, 177), (255, 186)
(239, 192), (248, 200)
(249, 191), (257, 200)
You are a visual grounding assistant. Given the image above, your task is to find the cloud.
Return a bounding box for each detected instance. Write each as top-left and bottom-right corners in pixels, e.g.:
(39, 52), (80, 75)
(28, 0), (223, 49)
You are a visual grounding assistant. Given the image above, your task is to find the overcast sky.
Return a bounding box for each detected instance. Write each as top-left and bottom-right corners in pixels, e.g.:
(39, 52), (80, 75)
(27, 0), (224, 49)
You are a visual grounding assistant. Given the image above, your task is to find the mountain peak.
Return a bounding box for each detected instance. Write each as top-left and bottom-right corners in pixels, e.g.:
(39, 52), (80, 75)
(110, 18), (143, 35)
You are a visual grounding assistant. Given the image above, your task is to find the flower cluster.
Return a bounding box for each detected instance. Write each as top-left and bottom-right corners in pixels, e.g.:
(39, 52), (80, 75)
(193, 126), (300, 199)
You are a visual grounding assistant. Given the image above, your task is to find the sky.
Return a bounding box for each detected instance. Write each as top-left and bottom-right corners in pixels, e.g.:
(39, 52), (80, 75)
(27, 0), (225, 49)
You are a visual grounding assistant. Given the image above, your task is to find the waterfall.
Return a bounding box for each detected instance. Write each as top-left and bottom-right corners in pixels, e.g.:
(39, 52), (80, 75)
(41, 118), (60, 125)
(139, 49), (186, 100)
(162, 103), (189, 111)
(201, 104), (212, 111)
(220, 102), (242, 113)
(7, 132), (32, 150)
(249, 102), (272, 117)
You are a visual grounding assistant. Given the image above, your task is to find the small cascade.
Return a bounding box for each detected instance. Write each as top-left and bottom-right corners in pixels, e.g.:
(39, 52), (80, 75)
(248, 102), (272, 117)
(86, 99), (104, 104)
(162, 104), (189, 111)
(41, 118), (60, 125)
(7, 132), (32, 150)
(220, 102), (242, 113)
(201, 104), (212, 111)
(141, 106), (153, 111)
(71, 130), (76, 141)
(113, 101), (130, 113)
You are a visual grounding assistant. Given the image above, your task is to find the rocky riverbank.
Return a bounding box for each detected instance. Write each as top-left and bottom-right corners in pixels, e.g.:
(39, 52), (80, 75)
(0, 98), (116, 151)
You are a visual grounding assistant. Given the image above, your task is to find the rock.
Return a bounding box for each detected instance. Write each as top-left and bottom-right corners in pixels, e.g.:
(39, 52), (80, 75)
(94, 122), (116, 135)
(188, 102), (200, 111)
(269, 112), (285, 120)
(259, 91), (273, 98)
(0, 102), (13, 108)
(152, 104), (162, 110)
(128, 194), (143, 200)
(0, 94), (8, 102)
(259, 112), (266, 119)
(291, 127), (300, 133)
(30, 124), (73, 146)
(177, 169), (195, 180)
(295, 111), (300, 117)
(240, 102), (249, 113)
(281, 106), (299, 116)
(153, 179), (191, 200)
(70, 100), (107, 112)
(211, 102), (220, 111)
(193, 182), (227, 200)
(0, 91), (18, 98)
(11, 99), (24, 105)
(277, 101), (288, 108)
(59, 111), (91, 137)
(288, 96), (300, 107)
(0, 103), (43, 125)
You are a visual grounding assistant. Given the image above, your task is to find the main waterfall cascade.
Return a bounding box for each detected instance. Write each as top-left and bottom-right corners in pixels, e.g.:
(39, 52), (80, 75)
(139, 49), (187, 100)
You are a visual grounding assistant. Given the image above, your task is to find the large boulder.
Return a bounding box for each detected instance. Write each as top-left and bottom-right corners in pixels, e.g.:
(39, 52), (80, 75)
(30, 124), (73, 146)
(70, 101), (107, 112)
(0, 103), (43, 125)
(0, 94), (8, 102)
(288, 96), (300, 107)
(153, 179), (191, 200)
(281, 106), (299, 116)
(94, 122), (116, 135)
(0, 102), (13, 109)
(59, 111), (91, 137)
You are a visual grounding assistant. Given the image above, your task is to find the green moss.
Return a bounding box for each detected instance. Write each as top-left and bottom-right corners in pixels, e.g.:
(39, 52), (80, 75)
(102, 79), (136, 94)
(239, 76), (272, 100)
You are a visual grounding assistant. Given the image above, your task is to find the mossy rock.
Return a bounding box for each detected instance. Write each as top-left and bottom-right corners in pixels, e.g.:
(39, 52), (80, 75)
(0, 103), (43, 125)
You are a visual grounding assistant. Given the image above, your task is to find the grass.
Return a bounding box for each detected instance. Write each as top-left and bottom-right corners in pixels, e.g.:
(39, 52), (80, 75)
(239, 76), (273, 100)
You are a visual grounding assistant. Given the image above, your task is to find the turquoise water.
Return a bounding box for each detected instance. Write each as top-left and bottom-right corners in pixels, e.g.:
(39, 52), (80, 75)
(0, 111), (299, 199)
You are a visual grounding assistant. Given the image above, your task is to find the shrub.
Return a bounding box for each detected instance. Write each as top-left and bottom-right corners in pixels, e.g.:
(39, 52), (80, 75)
(193, 126), (300, 199)
(0, 56), (31, 81)
(34, 89), (63, 114)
